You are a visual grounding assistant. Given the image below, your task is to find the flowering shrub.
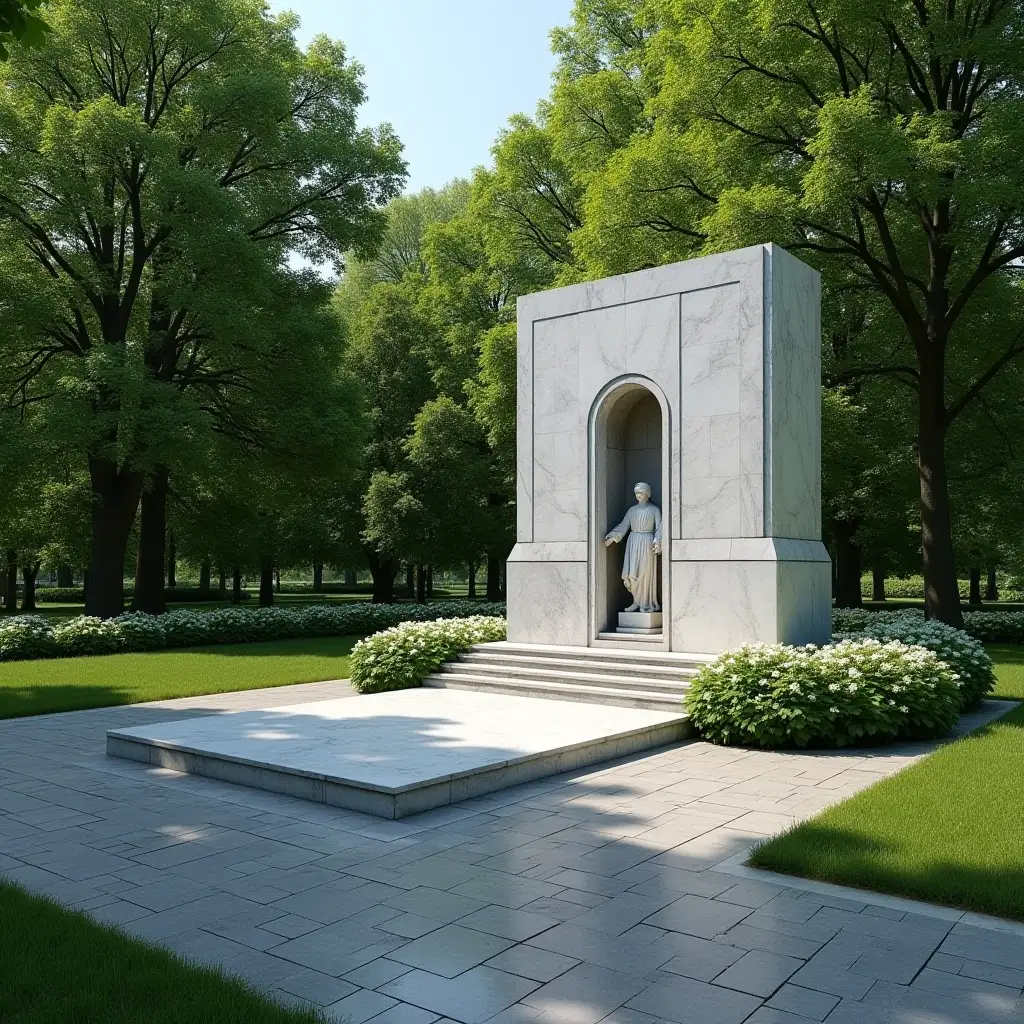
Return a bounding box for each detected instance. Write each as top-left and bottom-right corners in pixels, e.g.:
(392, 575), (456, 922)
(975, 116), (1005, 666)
(0, 601), (506, 662)
(686, 640), (962, 749)
(350, 616), (507, 694)
(963, 610), (1024, 644)
(831, 608), (994, 709)
(835, 605), (1024, 646)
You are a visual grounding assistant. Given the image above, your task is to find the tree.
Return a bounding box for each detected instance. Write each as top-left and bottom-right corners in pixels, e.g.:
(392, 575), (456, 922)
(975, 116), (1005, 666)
(0, 0), (404, 616)
(555, 0), (1024, 626)
(0, 0), (47, 60)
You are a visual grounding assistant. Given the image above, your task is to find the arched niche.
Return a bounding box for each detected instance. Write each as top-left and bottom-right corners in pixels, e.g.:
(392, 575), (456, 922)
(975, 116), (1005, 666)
(589, 377), (670, 645)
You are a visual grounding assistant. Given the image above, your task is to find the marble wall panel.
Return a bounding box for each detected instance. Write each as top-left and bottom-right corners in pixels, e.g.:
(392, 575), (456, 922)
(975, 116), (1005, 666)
(679, 477), (743, 538)
(680, 416), (711, 482)
(534, 430), (586, 497)
(517, 315), (534, 542)
(533, 488), (586, 543)
(625, 294), (679, 387)
(680, 339), (740, 419)
(769, 246), (821, 540)
(709, 413), (740, 478)
(776, 559), (832, 645)
(670, 561), (778, 653)
(679, 283), (742, 349)
(533, 316), (580, 438)
(506, 561), (589, 646)
(578, 305), (627, 410)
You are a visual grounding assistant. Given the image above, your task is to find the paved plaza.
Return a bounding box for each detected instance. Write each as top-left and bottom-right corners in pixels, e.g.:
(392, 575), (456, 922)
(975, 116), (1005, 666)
(1, 682), (1021, 1024)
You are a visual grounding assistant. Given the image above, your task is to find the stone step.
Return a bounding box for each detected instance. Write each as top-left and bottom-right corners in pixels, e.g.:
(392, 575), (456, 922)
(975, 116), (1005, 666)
(474, 642), (715, 670)
(423, 671), (689, 713)
(443, 661), (693, 694)
(458, 651), (701, 682)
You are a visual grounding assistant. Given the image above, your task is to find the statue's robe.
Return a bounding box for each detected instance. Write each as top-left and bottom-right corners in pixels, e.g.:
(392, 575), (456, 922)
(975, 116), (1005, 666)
(607, 501), (662, 611)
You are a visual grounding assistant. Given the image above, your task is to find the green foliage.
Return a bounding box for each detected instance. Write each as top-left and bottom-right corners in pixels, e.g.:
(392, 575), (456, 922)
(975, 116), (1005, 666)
(832, 610), (994, 711)
(0, 0), (47, 60)
(0, 601), (505, 662)
(962, 612), (1024, 645)
(686, 640), (962, 749)
(350, 615), (506, 694)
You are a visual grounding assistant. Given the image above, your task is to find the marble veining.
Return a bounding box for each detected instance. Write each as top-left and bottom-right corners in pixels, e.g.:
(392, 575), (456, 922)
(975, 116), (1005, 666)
(512, 244), (830, 653)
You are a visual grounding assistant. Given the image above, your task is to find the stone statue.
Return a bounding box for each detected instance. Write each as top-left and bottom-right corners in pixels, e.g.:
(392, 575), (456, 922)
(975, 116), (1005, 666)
(604, 482), (662, 612)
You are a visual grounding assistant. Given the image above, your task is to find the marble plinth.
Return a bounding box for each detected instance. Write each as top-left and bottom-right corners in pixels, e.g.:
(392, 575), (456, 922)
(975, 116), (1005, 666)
(106, 688), (688, 819)
(508, 243), (831, 653)
(618, 611), (662, 635)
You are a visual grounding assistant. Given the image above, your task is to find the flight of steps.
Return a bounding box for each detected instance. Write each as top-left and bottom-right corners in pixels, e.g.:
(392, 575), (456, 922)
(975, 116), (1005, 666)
(423, 641), (714, 712)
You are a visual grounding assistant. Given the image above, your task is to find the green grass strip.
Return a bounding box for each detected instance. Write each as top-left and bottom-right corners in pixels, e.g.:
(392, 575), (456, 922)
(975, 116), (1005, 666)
(0, 635), (357, 718)
(988, 643), (1024, 698)
(0, 882), (325, 1023)
(750, 701), (1024, 920)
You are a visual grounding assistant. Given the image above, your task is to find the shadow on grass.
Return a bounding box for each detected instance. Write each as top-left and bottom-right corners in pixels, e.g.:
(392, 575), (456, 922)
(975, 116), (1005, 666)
(0, 636), (358, 720)
(0, 881), (326, 1024)
(750, 820), (1024, 921)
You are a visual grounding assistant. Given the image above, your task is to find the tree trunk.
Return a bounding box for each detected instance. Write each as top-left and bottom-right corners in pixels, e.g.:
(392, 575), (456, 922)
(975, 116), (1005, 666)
(415, 563), (426, 604)
(199, 558), (211, 597)
(986, 566), (998, 603)
(86, 457), (144, 618)
(917, 359), (963, 626)
(20, 562), (39, 611)
(3, 550), (16, 611)
(405, 563), (415, 598)
(871, 565), (886, 602)
(231, 566), (242, 604)
(274, 567), (281, 592)
(365, 548), (394, 603)
(426, 565), (434, 598)
(313, 560), (324, 592)
(468, 561), (476, 599)
(132, 468), (169, 615)
(486, 551), (503, 602)
(832, 519), (863, 609)
(969, 566), (982, 606)
(259, 559), (274, 606)
(218, 567), (226, 597)
(166, 531), (176, 589)
(345, 568), (357, 587)
(56, 564), (73, 587)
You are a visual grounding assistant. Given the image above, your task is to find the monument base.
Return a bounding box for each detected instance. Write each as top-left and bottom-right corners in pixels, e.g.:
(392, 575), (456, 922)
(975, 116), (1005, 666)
(618, 611), (662, 635)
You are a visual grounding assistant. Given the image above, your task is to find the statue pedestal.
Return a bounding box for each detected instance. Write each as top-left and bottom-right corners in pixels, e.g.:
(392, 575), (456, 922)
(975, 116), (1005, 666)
(617, 611), (662, 635)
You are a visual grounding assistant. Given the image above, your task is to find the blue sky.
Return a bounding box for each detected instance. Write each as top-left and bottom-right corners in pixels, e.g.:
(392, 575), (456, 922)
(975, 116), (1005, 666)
(268, 0), (575, 193)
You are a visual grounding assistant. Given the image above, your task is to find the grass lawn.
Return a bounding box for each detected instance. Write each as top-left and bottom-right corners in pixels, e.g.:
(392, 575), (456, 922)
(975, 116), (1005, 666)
(0, 635), (358, 719)
(0, 882), (324, 1024)
(988, 643), (1024, 698)
(750, 648), (1024, 920)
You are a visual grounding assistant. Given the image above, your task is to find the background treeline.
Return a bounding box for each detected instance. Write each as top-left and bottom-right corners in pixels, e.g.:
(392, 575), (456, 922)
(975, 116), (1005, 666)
(2, 0), (1024, 626)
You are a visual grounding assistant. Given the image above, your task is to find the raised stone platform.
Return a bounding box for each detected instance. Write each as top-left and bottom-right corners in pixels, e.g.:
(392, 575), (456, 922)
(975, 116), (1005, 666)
(106, 688), (689, 819)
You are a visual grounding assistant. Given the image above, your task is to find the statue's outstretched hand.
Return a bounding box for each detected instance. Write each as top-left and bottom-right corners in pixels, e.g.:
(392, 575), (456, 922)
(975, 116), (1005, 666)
(651, 541), (661, 555)
(604, 534), (617, 546)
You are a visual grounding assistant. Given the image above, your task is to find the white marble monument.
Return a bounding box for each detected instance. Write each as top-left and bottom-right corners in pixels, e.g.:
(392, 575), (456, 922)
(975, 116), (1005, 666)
(507, 243), (831, 655)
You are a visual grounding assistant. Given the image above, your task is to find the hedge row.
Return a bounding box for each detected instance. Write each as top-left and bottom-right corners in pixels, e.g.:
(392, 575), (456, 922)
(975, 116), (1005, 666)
(0, 601), (506, 662)
(833, 606), (1024, 645)
(33, 587), (249, 604)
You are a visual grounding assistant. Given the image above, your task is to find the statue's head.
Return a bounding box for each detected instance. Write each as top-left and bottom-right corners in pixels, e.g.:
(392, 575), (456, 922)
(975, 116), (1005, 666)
(634, 482), (652, 504)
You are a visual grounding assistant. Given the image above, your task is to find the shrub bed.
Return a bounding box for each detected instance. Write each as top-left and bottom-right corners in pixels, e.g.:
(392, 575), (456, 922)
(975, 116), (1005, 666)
(831, 609), (994, 710)
(686, 640), (962, 749)
(34, 586), (248, 604)
(350, 616), (507, 694)
(0, 601), (505, 662)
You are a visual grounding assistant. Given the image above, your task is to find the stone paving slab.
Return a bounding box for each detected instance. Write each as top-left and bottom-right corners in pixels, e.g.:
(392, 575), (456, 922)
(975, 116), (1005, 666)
(0, 683), (1020, 1023)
